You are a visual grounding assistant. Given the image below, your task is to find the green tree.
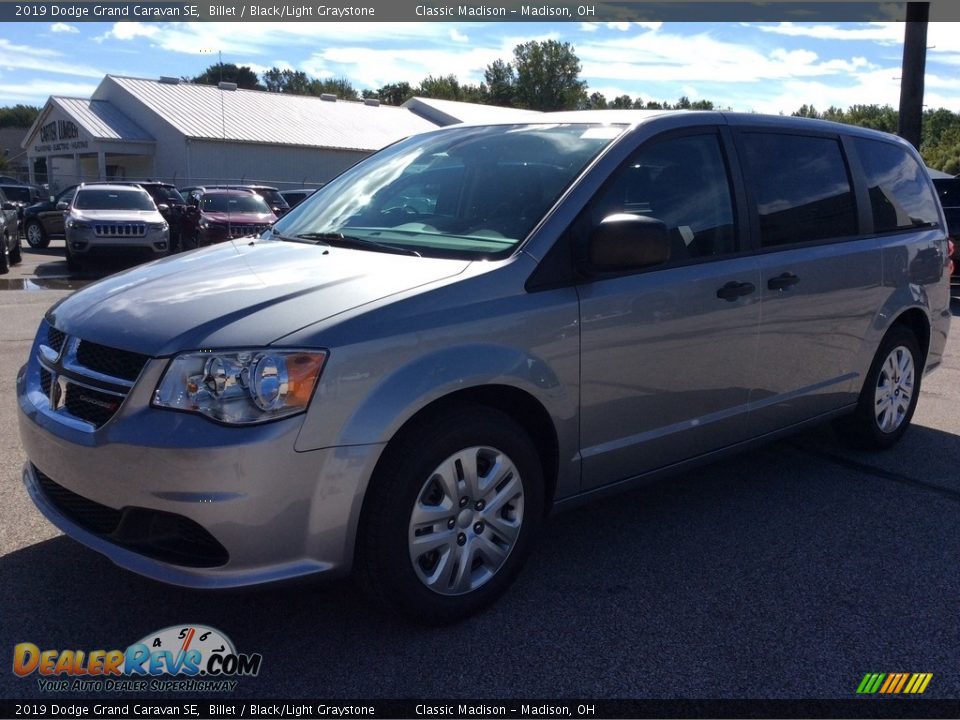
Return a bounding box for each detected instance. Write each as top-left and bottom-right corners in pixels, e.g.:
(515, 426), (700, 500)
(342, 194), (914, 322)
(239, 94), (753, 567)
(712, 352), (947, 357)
(0, 104), (40, 128)
(511, 40), (587, 111)
(417, 74), (465, 101)
(263, 68), (311, 94)
(587, 91), (607, 109)
(610, 94), (634, 109)
(374, 82), (414, 106)
(192, 63), (263, 90)
(483, 59), (516, 107)
(307, 77), (359, 101)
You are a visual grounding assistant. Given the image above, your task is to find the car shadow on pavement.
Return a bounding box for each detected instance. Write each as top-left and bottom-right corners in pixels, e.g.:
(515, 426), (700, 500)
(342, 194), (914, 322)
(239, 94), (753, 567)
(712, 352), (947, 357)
(3, 423), (960, 699)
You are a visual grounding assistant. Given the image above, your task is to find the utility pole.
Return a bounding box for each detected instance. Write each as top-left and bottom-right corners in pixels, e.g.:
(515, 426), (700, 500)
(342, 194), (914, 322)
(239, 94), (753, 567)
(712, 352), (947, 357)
(897, 2), (929, 149)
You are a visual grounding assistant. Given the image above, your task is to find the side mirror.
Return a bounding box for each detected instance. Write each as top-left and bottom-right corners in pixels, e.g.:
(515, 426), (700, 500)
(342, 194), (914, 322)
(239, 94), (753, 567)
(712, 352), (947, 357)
(157, 203), (169, 212)
(56, 201), (69, 211)
(584, 213), (671, 273)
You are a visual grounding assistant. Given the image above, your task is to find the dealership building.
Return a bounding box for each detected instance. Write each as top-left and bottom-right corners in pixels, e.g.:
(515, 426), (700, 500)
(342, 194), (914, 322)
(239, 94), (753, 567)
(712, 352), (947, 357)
(22, 75), (532, 191)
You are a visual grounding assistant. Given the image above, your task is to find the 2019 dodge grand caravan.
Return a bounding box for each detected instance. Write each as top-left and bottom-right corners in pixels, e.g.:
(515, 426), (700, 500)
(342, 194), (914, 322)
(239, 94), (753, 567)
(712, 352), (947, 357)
(17, 111), (951, 623)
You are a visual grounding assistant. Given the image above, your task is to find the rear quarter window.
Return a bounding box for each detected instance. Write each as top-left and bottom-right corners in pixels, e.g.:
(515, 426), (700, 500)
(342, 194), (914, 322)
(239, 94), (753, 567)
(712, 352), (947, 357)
(739, 132), (858, 248)
(853, 137), (940, 233)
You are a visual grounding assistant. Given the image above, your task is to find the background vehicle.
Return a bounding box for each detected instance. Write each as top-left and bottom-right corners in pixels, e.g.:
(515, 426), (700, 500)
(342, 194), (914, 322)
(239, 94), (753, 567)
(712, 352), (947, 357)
(112, 182), (189, 252)
(933, 176), (959, 287)
(184, 184), (290, 218)
(63, 183), (170, 271)
(183, 188), (276, 248)
(0, 183), (42, 239)
(0, 187), (22, 273)
(22, 185), (78, 249)
(280, 187), (320, 209)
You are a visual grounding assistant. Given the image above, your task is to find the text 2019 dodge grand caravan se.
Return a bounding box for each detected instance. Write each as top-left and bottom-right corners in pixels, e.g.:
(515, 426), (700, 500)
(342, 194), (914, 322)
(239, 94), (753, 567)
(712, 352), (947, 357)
(17, 112), (951, 622)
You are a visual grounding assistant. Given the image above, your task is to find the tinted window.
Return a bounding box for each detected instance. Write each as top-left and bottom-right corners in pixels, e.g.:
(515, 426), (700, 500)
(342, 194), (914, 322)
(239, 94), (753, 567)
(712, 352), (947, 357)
(932, 178), (960, 209)
(202, 194), (272, 214)
(741, 133), (857, 247)
(591, 133), (737, 261)
(1, 186), (31, 202)
(855, 138), (940, 233)
(74, 189), (156, 211)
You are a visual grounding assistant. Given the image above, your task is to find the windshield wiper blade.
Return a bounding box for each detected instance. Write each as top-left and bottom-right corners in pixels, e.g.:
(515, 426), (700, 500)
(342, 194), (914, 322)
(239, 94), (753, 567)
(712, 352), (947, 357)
(295, 232), (421, 257)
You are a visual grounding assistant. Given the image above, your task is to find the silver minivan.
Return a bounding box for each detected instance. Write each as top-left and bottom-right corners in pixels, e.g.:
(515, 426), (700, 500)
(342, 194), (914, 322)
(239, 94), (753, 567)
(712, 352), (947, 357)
(17, 111), (951, 622)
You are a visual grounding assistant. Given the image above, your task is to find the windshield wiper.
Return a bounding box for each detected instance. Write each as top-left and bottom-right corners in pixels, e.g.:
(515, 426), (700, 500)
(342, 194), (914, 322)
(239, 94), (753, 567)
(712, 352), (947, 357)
(295, 232), (421, 257)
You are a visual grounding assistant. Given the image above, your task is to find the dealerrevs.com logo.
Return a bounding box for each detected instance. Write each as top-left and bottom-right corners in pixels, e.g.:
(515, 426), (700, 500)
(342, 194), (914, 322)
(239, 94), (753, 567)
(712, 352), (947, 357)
(13, 625), (262, 693)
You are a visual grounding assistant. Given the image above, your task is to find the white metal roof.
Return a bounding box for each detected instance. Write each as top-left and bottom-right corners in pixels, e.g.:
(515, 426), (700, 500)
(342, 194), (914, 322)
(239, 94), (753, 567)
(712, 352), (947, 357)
(99, 76), (439, 151)
(53, 97), (154, 142)
(403, 96), (540, 127)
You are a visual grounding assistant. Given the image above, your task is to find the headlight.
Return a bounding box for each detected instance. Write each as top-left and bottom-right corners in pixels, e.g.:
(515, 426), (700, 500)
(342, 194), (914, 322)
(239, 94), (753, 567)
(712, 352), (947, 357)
(147, 222), (168, 231)
(152, 349), (327, 424)
(66, 219), (91, 229)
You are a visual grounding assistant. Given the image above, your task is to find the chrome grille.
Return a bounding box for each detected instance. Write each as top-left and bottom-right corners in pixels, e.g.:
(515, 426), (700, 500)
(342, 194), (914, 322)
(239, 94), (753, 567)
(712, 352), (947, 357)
(226, 224), (268, 238)
(35, 321), (149, 431)
(94, 223), (147, 237)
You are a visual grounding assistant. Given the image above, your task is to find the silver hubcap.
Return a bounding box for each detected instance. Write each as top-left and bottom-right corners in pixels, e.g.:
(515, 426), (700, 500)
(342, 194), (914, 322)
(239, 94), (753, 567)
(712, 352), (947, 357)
(874, 345), (915, 433)
(408, 446), (524, 596)
(27, 224), (41, 245)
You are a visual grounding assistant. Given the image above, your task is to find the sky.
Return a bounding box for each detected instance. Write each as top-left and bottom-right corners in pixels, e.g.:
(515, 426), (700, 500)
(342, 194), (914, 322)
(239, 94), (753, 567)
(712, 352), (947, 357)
(2, 19), (960, 114)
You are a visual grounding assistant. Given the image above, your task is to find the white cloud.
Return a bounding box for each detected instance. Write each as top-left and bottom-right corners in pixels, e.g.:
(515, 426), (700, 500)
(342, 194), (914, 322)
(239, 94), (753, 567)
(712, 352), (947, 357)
(752, 22), (903, 43)
(0, 79), (99, 105)
(97, 22), (160, 42)
(50, 23), (78, 34)
(0, 39), (102, 78)
(450, 28), (469, 43)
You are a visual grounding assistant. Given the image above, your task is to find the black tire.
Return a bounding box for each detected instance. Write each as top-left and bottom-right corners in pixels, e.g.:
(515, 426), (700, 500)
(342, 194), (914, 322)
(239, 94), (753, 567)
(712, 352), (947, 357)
(9, 235), (21, 265)
(835, 324), (922, 450)
(356, 405), (544, 624)
(24, 220), (50, 249)
(0, 231), (9, 275)
(65, 243), (81, 273)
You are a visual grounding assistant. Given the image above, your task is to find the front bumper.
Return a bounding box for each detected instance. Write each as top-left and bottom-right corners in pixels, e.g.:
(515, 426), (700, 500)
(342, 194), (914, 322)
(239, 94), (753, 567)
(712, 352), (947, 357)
(17, 349), (383, 588)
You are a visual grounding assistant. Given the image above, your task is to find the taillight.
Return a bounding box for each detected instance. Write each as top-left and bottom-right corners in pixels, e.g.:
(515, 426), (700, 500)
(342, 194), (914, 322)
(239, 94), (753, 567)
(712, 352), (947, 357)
(949, 238), (956, 276)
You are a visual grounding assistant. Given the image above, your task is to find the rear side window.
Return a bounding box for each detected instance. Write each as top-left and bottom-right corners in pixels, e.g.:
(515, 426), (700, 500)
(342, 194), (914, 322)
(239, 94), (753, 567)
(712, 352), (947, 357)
(740, 133), (857, 248)
(854, 138), (940, 233)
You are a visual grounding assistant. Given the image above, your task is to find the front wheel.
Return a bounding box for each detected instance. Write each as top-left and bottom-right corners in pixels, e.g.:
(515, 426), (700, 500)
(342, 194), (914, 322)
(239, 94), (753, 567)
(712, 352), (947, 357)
(356, 405), (544, 624)
(0, 231), (9, 274)
(835, 324), (922, 450)
(65, 242), (81, 273)
(24, 220), (50, 249)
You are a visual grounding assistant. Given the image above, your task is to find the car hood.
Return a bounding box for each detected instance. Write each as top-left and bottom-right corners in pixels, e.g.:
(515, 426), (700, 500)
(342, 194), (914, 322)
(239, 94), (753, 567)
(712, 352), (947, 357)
(203, 211), (275, 224)
(73, 209), (164, 223)
(47, 238), (471, 357)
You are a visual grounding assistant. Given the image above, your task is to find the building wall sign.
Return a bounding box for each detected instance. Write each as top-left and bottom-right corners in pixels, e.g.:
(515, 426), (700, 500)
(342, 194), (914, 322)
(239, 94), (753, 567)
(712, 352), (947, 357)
(33, 118), (89, 154)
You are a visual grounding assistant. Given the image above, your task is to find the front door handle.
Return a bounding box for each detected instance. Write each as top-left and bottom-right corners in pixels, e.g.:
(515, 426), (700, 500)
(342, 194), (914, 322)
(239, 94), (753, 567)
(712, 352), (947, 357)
(716, 281), (756, 302)
(767, 272), (801, 291)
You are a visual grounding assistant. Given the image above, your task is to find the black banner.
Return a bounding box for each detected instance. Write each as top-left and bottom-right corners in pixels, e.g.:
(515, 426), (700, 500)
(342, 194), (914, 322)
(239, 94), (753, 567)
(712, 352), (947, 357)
(4, 699), (960, 719)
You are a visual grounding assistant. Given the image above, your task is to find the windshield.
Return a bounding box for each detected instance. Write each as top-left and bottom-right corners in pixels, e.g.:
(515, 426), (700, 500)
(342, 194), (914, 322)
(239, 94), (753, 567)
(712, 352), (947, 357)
(146, 185), (185, 204)
(274, 123), (626, 258)
(253, 188), (288, 207)
(74, 188), (156, 211)
(202, 194), (272, 214)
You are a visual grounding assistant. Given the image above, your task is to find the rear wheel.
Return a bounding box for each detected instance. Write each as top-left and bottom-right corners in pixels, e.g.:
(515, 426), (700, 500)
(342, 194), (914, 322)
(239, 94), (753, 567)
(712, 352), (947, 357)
(356, 405), (544, 624)
(835, 324), (922, 450)
(24, 220), (49, 249)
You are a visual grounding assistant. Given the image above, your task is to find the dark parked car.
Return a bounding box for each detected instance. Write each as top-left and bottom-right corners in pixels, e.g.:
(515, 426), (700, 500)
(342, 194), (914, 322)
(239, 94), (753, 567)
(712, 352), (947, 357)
(112, 181), (189, 252)
(184, 188), (276, 248)
(183, 184), (290, 218)
(22, 185), (79, 248)
(280, 187), (320, 209)
(933, 177), (959, 285)
(0, 184), (41, 238)
(0, 187), (22, 273)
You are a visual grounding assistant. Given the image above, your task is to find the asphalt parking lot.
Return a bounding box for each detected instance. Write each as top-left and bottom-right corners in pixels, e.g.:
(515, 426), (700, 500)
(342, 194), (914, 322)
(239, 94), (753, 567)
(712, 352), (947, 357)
(1, 241), (959, 701)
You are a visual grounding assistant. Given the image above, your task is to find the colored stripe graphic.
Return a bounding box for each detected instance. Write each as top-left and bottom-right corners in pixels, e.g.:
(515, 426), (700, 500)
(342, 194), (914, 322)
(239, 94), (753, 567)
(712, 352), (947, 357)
(857, 673), (932, 694)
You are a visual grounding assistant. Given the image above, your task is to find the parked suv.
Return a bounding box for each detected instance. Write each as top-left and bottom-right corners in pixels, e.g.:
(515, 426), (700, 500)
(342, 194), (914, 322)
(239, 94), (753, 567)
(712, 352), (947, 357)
(113, 181), (189, 252)
(63, 183), (170, 271)
(0, 183), (41, 238)
(184, 184), (290, 218)
(17, 113), (951, 623)
(22, 185), (78, 248)
(0, 187), (22, 273)
(183, 188), (276, 248)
